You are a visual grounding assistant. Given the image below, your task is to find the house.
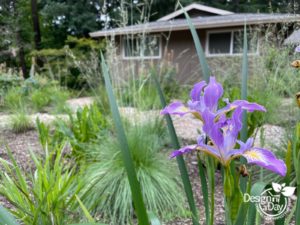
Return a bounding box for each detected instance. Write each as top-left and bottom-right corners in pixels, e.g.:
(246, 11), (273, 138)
(284, 29), (300, 45)
(90, 3), (300, 82)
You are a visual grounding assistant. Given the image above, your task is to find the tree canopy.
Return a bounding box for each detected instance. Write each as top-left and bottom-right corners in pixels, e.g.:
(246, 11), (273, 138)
(0, 0), (299, 78)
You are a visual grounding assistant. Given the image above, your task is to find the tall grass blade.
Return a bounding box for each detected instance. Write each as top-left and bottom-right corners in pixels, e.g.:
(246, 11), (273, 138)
(148, 212), (161, 225)
(75, 195), (95, 222)
(0, 205), (20, 225)
(207, 157), (215, 225)
(240, 24), (249, 194)
(100, 53), (150, 225)
(284, 202), (297, 225)
(179, 2), (210, 82)
(151, 70), (199, 225)
(295, 194), (300, 225)
(293, 123), (300, 225)
(68, 223), (107, 225)
(241, 23), (248, 142)
(234, 177), (251, 225)
(197, 154), (210, 224)
(246, 182), (267, 225)
(285, 141), (292, 185)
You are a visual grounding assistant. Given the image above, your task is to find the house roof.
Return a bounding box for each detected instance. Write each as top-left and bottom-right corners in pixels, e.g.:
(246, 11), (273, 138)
(284, 29), (300, 45)
(90, 13), (300, 38)
(157, 3), (233, 21)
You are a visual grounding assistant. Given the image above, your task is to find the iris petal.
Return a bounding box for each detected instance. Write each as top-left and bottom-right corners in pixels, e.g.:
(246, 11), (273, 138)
(242, 147), (287, 176)
(197, 137), (221, 159)
(170, 145), (197, 158)
(217, 100), (266, 115)
(231, 100), (266, 112)
(203, 77), (223, 111)
(202, 109), (224, 148)
(161, 101), (190, 117)
(190, 81), (206, 101)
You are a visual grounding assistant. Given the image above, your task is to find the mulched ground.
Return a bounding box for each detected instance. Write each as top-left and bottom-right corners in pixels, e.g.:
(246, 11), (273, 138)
(0, 97), (295, 225)
(0, 128), (289, 225)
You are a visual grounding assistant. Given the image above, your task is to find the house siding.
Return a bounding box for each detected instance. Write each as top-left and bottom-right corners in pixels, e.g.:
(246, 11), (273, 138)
(104, 25), (263, 84)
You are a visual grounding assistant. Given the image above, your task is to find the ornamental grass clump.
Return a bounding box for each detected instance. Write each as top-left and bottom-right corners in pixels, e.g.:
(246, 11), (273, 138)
(80, 120), (185, 225)
(162, 76), (287, 223)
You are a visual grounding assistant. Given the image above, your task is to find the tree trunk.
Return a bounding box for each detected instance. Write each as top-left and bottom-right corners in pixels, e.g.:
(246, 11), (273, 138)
(31, 0), (43, 68)
(31, 0), (41, 50)
(18, 46), (28, 78)
(16, 29), (29, 79)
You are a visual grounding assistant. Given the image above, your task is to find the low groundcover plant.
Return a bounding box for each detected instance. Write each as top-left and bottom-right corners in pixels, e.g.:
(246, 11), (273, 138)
(161, 76), (287, 223)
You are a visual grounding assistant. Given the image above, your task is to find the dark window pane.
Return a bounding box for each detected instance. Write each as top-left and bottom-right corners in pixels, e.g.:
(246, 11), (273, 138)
(233, 30), (258, 54)
(144, 36), (160, 57)
(208, 32), (231, 54)
(124, 38), (140, 57)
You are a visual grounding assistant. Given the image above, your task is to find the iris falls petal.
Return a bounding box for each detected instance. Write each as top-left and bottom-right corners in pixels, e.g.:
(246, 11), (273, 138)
(161, 101), (190, 116)
(242, 147), (287, 176)
(170, 145), (197, 158)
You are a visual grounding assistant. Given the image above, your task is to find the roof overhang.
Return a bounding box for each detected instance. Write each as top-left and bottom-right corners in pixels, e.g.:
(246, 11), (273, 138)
(90, 14), (300, 38)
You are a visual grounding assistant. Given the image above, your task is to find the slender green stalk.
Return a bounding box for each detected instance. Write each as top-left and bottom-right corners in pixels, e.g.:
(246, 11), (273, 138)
(246, 182), (267, 225)
(224, 166), (234, 225)
(179, 2), (210, 82)
(0, 205), (20, 225)
(239, 23), (249, 195)
(295, 188), (300, 225)
(234, 177), (251, 225)
(293, 123), (300, 225)
(197, 154), (210, 224)
(241, 23), (248, 142)
(207, 157), (215, 225)
(151, 70), (199, 225)
(100, 53), (150, 225)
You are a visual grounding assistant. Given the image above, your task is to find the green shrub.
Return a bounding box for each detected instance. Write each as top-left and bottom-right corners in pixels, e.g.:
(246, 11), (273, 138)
(0, 74), (23, 102)
(80, 120), (185, 224)
(56, 103), (108, 162)
(30, 88), (52, 111)
(0, 143), (83, 225)
(48, 86), (70, 113)
(10, 111), (34, 133)
(4, 87), (25, 111)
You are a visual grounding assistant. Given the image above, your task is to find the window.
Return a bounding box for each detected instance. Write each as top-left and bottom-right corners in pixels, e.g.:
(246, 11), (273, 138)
(123, 35), (161, 59)
(206, 30), (258, 56)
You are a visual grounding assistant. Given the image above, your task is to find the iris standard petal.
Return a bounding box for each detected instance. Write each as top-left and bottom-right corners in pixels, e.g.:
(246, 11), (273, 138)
(190, 81), (206, 101)
(187, 100), (206, 114)
(295, 45), (300, 52)
(202, 109), (224, 147)
(203, 77), (223, 111)
(161, 101), (190, 116)
(242, 147), (287, 176)
(170, 145), (197, 158)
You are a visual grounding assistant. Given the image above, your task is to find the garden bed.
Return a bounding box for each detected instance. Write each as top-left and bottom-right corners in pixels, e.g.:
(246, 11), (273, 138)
(0, 97), (293, 225)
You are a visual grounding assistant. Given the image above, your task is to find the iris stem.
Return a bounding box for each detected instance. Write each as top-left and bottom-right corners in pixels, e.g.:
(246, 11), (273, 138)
(208, 158), (215, 225)
(224, 166), (234, 225)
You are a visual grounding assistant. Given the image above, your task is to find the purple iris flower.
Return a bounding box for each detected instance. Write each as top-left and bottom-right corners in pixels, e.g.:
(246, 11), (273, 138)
(161, 76), (266, 120)
(170, 107), (286, 176)
(295, 45), (300, 52)
(163, 77), (286, 176)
